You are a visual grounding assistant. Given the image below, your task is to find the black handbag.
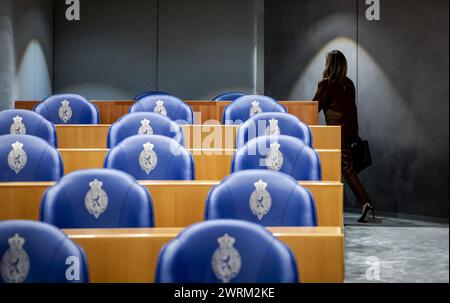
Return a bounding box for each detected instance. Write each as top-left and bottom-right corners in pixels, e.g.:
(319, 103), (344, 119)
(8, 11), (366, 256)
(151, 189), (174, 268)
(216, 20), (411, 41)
(350, 138), (372, 173)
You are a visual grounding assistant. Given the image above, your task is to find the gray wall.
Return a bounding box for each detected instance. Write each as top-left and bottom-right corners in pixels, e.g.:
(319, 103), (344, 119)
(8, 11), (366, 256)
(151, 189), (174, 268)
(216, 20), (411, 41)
(265, 0), (358, 102)
(53, 0), (158, 100)
(0, 0), (53, 110)
(265, 0), (449, 218)
(357, 0), (449, 218)
(54, 0), (263, 100)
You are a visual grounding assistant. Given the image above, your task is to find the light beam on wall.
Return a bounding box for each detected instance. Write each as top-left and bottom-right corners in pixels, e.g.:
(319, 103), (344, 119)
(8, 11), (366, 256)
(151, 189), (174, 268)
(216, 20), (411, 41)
(16, 39), (52, 100)
(289, 37), (357, 101)
(0, 14), (16, 110)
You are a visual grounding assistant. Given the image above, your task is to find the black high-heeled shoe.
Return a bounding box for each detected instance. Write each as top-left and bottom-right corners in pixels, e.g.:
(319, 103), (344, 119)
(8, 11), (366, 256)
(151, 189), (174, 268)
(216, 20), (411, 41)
(358, 203), (375, 223)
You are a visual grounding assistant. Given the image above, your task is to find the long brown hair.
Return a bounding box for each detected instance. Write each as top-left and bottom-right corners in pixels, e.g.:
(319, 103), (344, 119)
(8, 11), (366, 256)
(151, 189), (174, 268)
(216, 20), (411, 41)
(323, 50), (348, 87)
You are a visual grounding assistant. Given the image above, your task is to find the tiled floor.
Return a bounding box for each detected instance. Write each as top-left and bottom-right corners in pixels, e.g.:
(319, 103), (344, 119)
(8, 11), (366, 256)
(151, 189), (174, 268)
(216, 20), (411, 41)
(344, 213), (449, 283)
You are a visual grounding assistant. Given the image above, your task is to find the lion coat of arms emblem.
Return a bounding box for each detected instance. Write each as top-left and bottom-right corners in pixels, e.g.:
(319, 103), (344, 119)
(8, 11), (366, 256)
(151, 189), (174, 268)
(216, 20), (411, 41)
(58, 100), (73, 123)
(249, 100), (263, 117)
(265, 141), (284, 171)
(154, 100), (167, 116)
(211, 234), (241, 283)
(249, 180), (272, 220)
(138, 118), (154, 135)
(1, 234), (30, 283)
(7, 141), (27, 174)
(85, 179), (109, 219)
(139, 142), (158, 175)
(10, 116), (26, 135)
(265, 118), (281, 136)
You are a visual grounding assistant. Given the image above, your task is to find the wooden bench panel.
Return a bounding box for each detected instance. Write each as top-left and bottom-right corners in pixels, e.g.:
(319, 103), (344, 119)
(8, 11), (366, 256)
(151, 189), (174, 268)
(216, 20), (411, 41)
(58, 149), (341, 182)
(189, 101), (218, 123)
(55, 124), (341, 150)
(0, 181), (343, 227)
(65, 227), (344, 283)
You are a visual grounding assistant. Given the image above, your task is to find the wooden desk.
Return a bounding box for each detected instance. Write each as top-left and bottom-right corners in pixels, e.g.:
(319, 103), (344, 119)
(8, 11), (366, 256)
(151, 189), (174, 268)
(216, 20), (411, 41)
(15, 100), (319, 125)
(0, 181), (343, 227)
(55, 124), (341, 150)
(65, 227), (344, 283)
(58, 149), (341, 182)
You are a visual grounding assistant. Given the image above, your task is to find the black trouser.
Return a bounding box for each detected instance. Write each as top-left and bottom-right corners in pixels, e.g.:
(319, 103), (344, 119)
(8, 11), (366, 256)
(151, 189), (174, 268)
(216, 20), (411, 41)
(341, 145), (372, 207)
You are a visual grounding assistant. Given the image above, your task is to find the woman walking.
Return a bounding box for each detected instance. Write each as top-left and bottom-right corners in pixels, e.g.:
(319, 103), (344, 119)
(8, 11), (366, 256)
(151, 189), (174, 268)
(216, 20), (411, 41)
(313, 50), (375, 223)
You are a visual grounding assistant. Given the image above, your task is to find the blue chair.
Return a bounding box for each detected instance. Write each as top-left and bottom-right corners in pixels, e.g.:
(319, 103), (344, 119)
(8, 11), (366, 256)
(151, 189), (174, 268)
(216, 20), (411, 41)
(236, 112), (313, 149)
(34, 94), (99, 124)
(155, 219), (299, 283)
(134, 91), (173, 100)
(129, 94), (194, 124)
(232, 135), (322, 181)
(40, 169), (154, 229)
(0, 135), (63, 182)
(107, 112), (184, 148)
(213, 92), (247, 101)
(205, 170), (317, 226)
(222, 95), (287, 125)
(0, 110), (58, 147)
(0, 220), (89, 283)
(104, 135), (195, 180)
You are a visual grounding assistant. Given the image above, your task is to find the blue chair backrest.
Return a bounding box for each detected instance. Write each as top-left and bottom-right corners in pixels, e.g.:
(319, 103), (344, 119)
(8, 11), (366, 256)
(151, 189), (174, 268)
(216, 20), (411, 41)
(236, 112), (313, 149)
(0, 220), (89, 283)
(213, 92), (247, 101)
(205, 170), (317, 226)
(134, 91), (173, 100)
(223, 95), (287, 125)
(0, 135), (63, 182)
(34, 94), (99, 124)
(104, 135), (195, 180)
(155, 220), (298, 283)
(129, 94), (194, 124)
(107, 112), (184, 148)
(231, 135), (322, 181)
(40, 169), (154, 229)
(0, 110), (58, 148)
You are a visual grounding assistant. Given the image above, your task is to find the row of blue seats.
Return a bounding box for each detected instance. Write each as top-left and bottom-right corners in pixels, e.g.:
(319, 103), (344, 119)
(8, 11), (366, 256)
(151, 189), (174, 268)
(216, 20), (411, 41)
(0, 219), (298, 283)
(0, 93), (314, 283)
(38, 169), (316, 228)
(0, 134), (322, 182)
(2, 167), (313, 283)
(1, 110), (313, 149)
(17, 93), (289, 125)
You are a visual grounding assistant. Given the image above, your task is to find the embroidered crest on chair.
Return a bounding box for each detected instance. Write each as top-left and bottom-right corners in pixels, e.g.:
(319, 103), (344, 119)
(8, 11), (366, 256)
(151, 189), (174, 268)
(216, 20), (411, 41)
(58, 100), (72, 123)
(139, 142), (158, 174)
(8, 141), (27, 174)
(85, 179), (109, 219)
(265, 118), (281, 136)
(138, 118), (154, 135)
(249, 179), (272, 220)
(1, 234), (30, 283)
(10, 116), (26, 135)
(154, 100), (167, 116)
(249, 101), (263, 117)
(211, 234), (241, 283)
(265, 141), (284, 171)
